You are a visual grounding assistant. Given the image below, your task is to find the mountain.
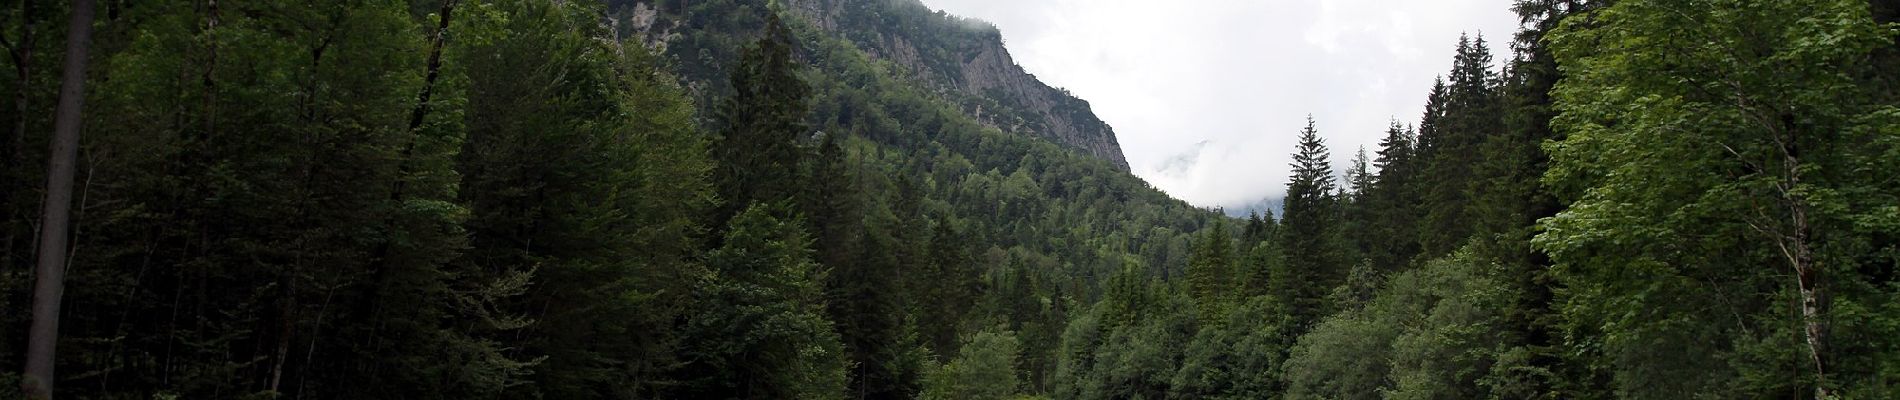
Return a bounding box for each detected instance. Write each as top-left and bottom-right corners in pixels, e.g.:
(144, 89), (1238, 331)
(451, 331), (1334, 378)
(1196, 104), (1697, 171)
(623, 0), (1131, 171)
(9, 0), (1897, 398)
(0, 0), (1223, 397)
(785, 0), (1131, 171)
(613, 0), (1214, 277)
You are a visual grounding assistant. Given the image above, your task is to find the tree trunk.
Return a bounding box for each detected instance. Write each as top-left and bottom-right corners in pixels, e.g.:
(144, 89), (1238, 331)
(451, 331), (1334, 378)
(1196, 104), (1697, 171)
(384, 0), (453, 201)
(406, 0), (454, 135)
(1798, 256), (1828, 400)
(1787, 182), (1828, 400)
(365, 0), (454, 318)
(21, 0), (94, 398)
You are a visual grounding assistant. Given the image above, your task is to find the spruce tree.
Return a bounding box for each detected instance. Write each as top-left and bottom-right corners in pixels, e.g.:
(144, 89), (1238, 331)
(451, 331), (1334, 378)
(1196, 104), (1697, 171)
(1368, 121), (1420, 273)
(1275, 116), (1341, 330)
(451, 2), (715, 397)
(1186, 221), (1235, 323)
(712, 12), (812, 227)
(1340, 147), (1374, 263)
(1419, 34), (1502, 257)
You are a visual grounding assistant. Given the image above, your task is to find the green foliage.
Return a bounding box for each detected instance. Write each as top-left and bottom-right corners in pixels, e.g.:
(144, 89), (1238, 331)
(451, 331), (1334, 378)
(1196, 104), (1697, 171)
(922, 329), (1025, 400)
(1054, 283), (1200, 400)
(711, 11), (812, 225)
(1417, 34), (1504, 257)
(676, 204), (848, 400)
(1284, 250), (1518, 400)
(451, 1), (717, 397)
(1366, 121), (1421, 273)
(8, 0), (1895, 399)
(1168, 296), (1290, 399)
(1540, 0), (1900, 397)
(26, 0), (531, 396)
(1277, 117), (1346, 330)
(1187, 221), (1238, 323)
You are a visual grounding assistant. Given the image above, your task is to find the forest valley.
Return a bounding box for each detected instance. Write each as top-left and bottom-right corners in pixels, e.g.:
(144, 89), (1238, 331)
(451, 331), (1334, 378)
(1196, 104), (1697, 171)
(2, 0), (1898, 399)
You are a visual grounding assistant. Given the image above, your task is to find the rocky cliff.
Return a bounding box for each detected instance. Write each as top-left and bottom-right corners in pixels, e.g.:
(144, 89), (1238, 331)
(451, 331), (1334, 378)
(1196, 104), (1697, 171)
(782, 0), (1131, 171)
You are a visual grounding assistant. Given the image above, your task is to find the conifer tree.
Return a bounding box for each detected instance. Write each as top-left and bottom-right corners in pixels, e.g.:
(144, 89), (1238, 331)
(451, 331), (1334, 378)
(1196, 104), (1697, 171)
(1241, 211), (1272, 246)
(712, 12), (812, 227)
(1186, 221), (1235, 323)
(1368, 121), (1420, 272)
(450, 1), (715, 397)
(921, 214), (982, 357)
(1417, 34), (1503, 257)
(1275, 116), (1342, 330)
(1340, 147), (1375, 262)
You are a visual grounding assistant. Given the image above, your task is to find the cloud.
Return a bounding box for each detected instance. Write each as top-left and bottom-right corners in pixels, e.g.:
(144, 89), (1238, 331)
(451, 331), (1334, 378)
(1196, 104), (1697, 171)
(919, 0), (1518, 209)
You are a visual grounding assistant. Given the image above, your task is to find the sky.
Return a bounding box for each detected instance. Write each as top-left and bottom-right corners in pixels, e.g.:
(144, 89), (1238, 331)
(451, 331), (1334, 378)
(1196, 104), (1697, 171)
(917, 0), (1521, 212)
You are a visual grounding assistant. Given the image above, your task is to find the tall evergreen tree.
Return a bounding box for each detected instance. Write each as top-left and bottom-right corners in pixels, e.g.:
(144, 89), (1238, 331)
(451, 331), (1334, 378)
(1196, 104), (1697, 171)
(450, 1), (715, 397)
(920, 214), (982, 357)
(1241, 211), (1272, 246)
(712, 12), (812, 227)
(1368, 121), (1420, 273)
(1340, 147), (1375, 263)
(808, 132), (918, 400)
(1275, 116), (1342, 330)
(1418, 34), (1503, 256)
(1186, 221), (1235, 323)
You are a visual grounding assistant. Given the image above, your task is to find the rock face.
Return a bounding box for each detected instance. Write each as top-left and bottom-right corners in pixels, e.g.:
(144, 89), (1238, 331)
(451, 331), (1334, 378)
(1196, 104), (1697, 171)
(783, 0), (1131, 171)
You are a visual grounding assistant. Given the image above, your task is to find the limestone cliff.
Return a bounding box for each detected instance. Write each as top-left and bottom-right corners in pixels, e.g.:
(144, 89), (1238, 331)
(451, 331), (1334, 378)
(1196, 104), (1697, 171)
(782, 0), (1131, 171)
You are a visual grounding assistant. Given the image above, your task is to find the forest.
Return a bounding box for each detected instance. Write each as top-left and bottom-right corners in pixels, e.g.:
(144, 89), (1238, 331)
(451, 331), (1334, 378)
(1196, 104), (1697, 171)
(1, 0), (1897, 399)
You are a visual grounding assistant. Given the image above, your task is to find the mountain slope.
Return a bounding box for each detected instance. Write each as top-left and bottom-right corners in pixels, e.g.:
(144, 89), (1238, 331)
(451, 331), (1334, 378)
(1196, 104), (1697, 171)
(783, 0), (1131, 171)
(615, 0), (1211, 277)
(622, 0), (1130, 171)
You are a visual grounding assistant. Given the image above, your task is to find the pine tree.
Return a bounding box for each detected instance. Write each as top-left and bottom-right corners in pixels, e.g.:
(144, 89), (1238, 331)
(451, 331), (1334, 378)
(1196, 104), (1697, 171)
(1368, 121), (1420, 273)
(1466, 2), (1603, 396)
(1185, 221), (1235, 324)
(806, 132), (918, 400)
(1276, 116), (1342, 331)
(1241, 211), (1272, 246)
(921, 214), (982, 357)
(712, 12), (812, 227)
(448, 2), (717, 397)
(1418, 34), (1503, 257)
(1340, 147), (1375, 263)
(1345, 148), (1373, 198)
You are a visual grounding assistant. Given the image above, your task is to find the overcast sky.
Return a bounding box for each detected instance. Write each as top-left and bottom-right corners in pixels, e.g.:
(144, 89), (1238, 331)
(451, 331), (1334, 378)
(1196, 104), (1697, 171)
(917, 0), (1520, 211)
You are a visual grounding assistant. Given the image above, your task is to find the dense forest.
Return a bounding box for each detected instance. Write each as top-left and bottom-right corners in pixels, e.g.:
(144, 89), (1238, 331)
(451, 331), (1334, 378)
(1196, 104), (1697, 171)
(2, 0), (1896, 399)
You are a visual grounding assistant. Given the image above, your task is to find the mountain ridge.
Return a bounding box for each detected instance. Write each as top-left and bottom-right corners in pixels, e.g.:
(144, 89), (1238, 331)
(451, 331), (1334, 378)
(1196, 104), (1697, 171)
(781, 0), (1132, 171)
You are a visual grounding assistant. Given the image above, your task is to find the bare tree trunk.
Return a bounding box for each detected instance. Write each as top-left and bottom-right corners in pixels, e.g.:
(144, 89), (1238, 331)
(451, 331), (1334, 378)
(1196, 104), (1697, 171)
(21, 0), (94, 398)
(1783, 157), (1828, 400)
(1797, 246), (1828, 400)
(1747, 116), (1829, 400)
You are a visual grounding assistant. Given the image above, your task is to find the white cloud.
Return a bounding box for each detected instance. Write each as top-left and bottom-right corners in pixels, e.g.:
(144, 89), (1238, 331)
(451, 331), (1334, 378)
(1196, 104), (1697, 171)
(919, 0), (1518, 209)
